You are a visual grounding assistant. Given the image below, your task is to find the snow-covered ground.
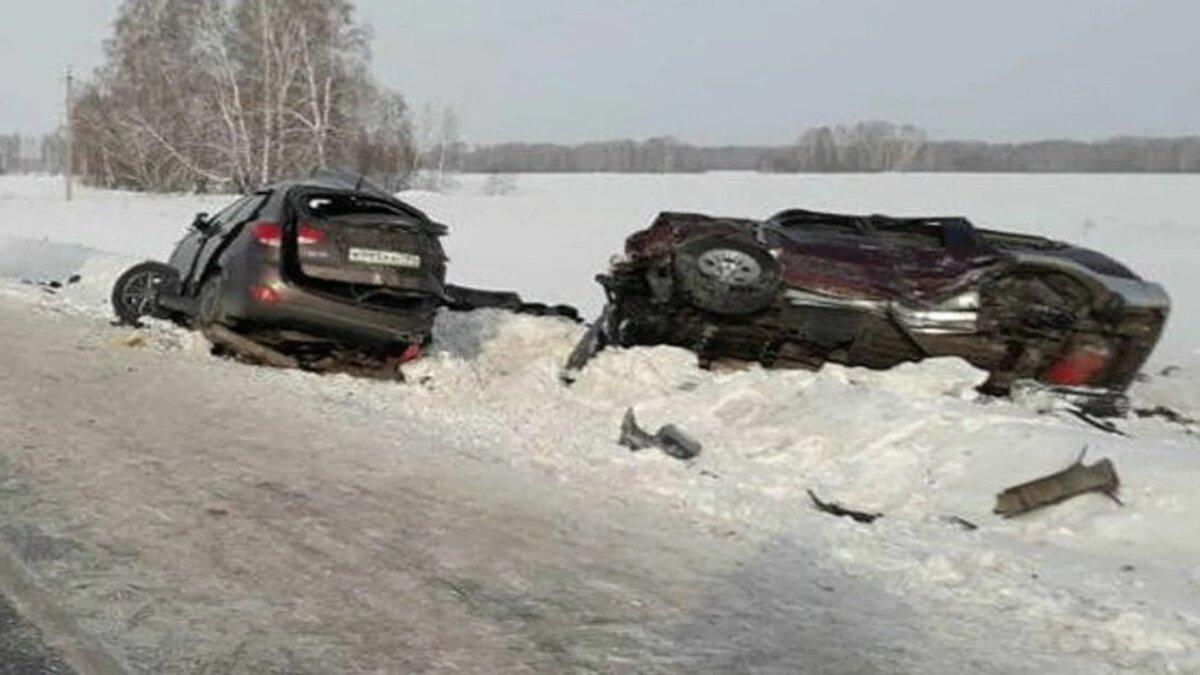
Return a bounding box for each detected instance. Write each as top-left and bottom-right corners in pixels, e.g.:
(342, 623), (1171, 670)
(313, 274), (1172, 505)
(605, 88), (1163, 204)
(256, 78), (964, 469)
(1, 173), (1199, 672)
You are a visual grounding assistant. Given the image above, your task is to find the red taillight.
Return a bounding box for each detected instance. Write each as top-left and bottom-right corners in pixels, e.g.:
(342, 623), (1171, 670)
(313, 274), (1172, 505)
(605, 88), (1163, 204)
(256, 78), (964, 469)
(251, 222), (323, 247)
(399, 343), (422, 363)
(252, 221), (283, 247)
(248, 285), (280, 304)
(297, 223), (325, 246)
(1042, 345), (1110, 386)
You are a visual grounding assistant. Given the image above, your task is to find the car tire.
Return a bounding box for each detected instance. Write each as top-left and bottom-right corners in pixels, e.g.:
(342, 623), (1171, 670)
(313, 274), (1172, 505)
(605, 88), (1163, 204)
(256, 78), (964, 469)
(673, 235), (781, 315)
(111, 261), (180, 326)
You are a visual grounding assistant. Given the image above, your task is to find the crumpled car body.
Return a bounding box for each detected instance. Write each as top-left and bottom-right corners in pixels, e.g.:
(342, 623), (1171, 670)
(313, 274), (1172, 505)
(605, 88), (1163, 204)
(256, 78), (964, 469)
(112, 171), (578, 371)
(566, 209), (1169, 394)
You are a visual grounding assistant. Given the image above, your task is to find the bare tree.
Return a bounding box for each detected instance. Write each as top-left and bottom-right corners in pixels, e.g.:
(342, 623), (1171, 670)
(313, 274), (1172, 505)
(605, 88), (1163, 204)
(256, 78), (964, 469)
(72, 0), (415, 192)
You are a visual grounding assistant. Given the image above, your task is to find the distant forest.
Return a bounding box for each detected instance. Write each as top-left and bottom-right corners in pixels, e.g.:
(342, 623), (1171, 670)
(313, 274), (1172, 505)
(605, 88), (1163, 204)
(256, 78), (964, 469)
(7, 121), (1200, 185)
(457, 122), (1200, 174)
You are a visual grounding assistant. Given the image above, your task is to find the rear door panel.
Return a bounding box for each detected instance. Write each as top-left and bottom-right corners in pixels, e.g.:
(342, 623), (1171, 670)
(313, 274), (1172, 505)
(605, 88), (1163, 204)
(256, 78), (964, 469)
(290, 193), (447, 296)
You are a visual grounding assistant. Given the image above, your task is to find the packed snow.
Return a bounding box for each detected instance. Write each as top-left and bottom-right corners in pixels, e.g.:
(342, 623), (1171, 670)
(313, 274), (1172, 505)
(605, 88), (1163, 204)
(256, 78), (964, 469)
(2, 173), (1199, 672)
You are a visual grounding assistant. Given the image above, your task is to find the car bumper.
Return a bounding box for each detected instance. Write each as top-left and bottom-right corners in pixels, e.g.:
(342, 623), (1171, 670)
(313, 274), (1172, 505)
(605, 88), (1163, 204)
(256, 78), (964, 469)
(221, 267), (437, 347)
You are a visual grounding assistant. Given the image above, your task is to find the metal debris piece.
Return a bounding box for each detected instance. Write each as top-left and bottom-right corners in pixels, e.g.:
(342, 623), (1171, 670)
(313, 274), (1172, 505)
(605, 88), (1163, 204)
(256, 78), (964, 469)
(942, 515), (979, 531)
(656, 425), (703, 460)
(807, 490), (882, 525)
(1065, 407), (1128, 436)
(618, 409), (702, 460)
(994, 448), (1122, 518)
(1135, 405), (1197, 431)
(202, 324), (299, 370)
(561, 304), (613, 384)
(619, 409), (657, 450)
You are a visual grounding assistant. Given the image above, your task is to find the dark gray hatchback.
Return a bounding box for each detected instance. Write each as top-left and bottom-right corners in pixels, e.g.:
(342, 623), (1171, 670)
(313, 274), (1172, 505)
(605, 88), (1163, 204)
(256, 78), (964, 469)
(112, 173), (449, 361)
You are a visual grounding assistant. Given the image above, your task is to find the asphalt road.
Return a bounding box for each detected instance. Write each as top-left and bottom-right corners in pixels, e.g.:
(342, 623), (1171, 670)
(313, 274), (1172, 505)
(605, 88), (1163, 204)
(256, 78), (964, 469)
(0, 591), (72, 675)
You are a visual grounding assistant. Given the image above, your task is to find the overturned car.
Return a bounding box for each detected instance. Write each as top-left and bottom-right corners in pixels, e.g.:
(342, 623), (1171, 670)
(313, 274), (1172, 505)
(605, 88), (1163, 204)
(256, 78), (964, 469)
(565, 209), (1169, 395)
(112, 172), (574, 374)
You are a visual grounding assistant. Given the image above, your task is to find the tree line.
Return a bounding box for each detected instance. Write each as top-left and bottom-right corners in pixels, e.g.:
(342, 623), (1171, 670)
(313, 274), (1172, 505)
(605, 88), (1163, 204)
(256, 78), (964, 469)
(458, 122), (1200, 174)
(0, 134), (65, 175)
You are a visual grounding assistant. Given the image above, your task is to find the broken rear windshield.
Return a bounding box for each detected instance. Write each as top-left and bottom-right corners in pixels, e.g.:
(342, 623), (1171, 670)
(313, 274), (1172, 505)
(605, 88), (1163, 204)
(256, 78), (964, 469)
(302, 194), (414, 220)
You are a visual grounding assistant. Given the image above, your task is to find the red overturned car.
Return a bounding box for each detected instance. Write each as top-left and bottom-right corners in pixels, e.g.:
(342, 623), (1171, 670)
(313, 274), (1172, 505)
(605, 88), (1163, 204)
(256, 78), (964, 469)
(564, 209), (1169, 398)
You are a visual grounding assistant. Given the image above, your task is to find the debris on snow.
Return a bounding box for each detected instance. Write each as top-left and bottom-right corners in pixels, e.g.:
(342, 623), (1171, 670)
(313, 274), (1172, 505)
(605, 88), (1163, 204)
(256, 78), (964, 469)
(1064, 407), (1129, 436)
(941, 515), (980, 532)
(618, 408), (702, 460)
(113, 332), (147, 349)
(994, 448), (1122, 518)
(807, 490), (883, 525)
(202, 324), (300, 370)
(1135, 405), (1198, 432)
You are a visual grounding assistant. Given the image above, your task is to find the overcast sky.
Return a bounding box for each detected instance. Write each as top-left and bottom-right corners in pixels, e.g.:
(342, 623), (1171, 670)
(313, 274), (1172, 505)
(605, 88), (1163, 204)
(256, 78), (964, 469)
(2, 0), (1198, 144)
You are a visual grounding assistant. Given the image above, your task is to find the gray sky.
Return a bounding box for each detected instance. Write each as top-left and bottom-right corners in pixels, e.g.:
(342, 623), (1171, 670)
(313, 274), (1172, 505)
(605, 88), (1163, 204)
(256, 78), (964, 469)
(3, 0), (1198, 144)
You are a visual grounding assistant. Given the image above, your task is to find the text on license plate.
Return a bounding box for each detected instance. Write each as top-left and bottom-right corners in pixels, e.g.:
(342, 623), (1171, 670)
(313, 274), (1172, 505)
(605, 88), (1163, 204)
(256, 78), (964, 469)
(348, 248), (421, 269)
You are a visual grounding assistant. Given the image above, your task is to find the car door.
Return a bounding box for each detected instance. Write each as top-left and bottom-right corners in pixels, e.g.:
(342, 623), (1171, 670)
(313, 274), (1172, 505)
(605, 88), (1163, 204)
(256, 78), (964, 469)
(170, 196), (252, 292)
(189, 193), (269, 291)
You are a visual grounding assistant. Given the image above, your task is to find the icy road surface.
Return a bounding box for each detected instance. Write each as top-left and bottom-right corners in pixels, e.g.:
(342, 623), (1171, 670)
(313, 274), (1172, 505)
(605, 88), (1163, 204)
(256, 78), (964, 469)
(0, 175), (1199, 673)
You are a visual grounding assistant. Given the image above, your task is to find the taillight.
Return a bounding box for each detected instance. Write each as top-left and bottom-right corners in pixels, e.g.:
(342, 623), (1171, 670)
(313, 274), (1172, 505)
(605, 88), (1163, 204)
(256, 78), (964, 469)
(252, 221), (283, 247)
(248, 285), (280, 304)
(386, 343), (423, 366)
(251, 222), (324, 247)
(1042, 344), (1110, 386)
(297, 223), (325, 245)
(399, 343), (422, 363)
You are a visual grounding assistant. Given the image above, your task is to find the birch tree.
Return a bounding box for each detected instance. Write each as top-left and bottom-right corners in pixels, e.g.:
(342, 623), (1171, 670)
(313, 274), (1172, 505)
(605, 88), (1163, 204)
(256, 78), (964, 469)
(72, 0), (414, 192)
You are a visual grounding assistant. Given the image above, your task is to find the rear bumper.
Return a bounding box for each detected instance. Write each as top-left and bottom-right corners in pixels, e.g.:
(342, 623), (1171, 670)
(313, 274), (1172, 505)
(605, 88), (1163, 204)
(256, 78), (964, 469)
(220, 266), (437, 347)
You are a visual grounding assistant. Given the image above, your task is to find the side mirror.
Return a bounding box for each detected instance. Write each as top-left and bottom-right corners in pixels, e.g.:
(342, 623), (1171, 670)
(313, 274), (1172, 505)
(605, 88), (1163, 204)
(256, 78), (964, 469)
(191, 212), (212, 232)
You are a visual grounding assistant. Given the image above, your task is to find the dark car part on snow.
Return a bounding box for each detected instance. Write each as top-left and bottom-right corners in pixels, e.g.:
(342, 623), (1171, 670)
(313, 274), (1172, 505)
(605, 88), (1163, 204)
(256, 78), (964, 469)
(993, 448), (1121, 518)
(941, 515), (980, 532)
(566, 209), (1170, 397)
(807, 490), (882, 525)
(1063, 407), (1128, 436)
(444, 284), (581, 322)
(21, 273), (82, 295)
(203, 324), (300, 370)
(1134, 405), (1197, 432)
(618, 409), (703, 460)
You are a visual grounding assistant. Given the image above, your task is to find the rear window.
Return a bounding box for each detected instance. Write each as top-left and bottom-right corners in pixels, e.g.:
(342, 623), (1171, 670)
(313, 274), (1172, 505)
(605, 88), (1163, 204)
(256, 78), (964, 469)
(302, 194), (412, 220)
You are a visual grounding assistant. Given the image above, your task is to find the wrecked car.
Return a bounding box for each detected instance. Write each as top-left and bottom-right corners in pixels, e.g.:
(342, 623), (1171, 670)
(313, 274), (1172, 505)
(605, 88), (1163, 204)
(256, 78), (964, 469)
(565, 209), (1169, 396)
(112, 172), (575, 373)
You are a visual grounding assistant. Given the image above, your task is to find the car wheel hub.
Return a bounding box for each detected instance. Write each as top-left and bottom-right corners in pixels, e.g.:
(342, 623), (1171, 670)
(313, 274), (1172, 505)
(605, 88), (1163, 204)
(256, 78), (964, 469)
(696, 249), (762, 286)
(121, 271), (164, 315)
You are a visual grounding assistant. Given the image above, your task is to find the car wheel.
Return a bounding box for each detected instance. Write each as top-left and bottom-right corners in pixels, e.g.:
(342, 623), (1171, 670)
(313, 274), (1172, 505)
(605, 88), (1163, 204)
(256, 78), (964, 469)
(111, 262), (180, 326)
(673, 235), (781, 315)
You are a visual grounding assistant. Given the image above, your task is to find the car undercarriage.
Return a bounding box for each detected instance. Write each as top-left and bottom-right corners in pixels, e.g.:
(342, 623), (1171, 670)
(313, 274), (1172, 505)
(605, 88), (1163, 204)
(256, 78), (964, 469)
(564, 210), (1169, 400)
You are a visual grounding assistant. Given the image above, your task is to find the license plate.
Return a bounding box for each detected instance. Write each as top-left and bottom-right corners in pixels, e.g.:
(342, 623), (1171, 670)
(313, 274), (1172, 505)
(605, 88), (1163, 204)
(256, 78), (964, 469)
(348, 248), (421, 269)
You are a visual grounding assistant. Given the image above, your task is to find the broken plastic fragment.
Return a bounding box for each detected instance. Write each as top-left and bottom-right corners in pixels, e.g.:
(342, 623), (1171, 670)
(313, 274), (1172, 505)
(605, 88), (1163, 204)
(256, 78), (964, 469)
(618, 409), (702, 460)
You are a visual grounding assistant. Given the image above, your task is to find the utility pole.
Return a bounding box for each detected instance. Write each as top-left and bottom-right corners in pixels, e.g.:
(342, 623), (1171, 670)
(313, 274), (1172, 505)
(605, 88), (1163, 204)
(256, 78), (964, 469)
(65, 67), (74, 201)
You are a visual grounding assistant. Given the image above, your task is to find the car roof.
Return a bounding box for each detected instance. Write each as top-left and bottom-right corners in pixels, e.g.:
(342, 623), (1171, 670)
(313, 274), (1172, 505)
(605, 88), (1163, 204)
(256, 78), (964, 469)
(264, 171), (433, 222)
